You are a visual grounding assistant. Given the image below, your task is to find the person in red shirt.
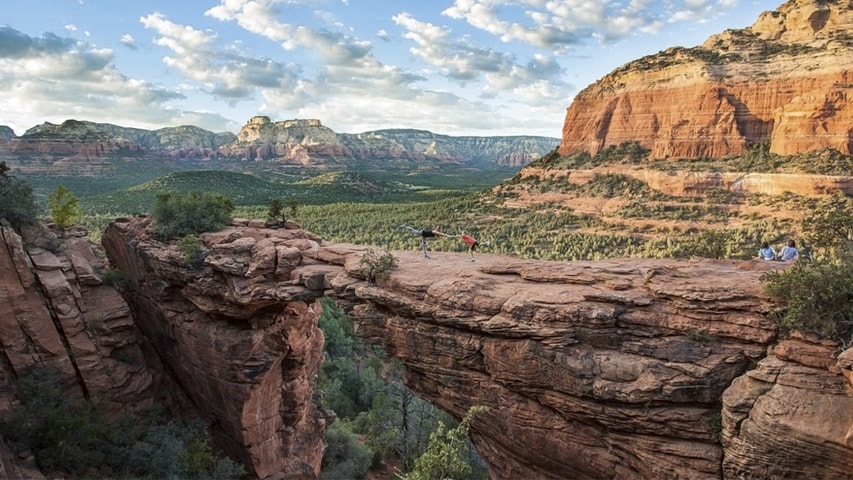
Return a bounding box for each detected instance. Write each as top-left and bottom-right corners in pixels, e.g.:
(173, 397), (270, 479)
(455, 231), (490, 261)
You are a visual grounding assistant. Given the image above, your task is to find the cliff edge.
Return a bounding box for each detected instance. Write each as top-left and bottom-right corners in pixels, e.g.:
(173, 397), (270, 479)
(95, 217), (853, 479)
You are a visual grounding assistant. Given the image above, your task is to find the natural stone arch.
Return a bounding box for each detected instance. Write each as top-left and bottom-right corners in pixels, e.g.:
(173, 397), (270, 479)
(101, 217), (853, 480)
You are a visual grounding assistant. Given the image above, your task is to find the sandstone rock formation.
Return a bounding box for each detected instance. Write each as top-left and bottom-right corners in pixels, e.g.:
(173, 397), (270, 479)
(0, 221), (156, 477)
(218, 116), (558, 167)
(2, 119), (233, 167)
(519, 165), (853, 197)
(559, 0), (853, 159)
(99, 217), (853, 480)
(102, 217), (333, 479)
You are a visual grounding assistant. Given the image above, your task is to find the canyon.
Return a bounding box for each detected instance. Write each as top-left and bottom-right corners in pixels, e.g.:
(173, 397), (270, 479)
(2, 0), (853, 478)
(4, 216), (850, 479)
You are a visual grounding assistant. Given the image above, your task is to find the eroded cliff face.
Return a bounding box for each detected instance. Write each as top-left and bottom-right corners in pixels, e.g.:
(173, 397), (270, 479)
(98, 217), (853, 480)
(101, 217), (334, 479)
(335, 254), (853, 480)
(559, 0), (853, 159)
(0, 221), (156, 478)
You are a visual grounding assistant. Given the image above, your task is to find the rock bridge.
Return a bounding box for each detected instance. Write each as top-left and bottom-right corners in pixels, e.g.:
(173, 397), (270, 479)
(100, 216), (853, 480)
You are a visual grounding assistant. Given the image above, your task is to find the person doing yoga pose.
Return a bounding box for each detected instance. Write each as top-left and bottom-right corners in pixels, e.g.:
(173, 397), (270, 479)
(398, 224), (451, 259)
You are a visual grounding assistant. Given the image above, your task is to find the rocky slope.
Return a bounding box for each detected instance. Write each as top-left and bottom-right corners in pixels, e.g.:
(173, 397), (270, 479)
(518, 164), (853, 197)
(559, 0), (853, 159)
(95, 217), (853, 480)
(0, 117), (557, 174)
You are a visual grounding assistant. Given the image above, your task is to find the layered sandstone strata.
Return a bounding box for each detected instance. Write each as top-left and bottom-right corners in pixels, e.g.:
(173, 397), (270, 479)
(0, 222), (155, 478)
(97, 217), (853, 479)
(101, 217), (333, 479)
(559, 0), (853, 159)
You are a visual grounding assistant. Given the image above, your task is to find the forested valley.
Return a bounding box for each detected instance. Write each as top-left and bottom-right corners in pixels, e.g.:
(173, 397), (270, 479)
(5, 140), (853, 479)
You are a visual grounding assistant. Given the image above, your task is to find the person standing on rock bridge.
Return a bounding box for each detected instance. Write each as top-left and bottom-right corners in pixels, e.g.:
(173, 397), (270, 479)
(449, 231), (491, 262)
(398, 224), (451, 259)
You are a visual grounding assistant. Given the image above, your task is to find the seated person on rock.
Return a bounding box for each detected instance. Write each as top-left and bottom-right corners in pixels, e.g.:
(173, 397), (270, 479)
(777, 239), (799, 261)
(757, 241), (776, 261)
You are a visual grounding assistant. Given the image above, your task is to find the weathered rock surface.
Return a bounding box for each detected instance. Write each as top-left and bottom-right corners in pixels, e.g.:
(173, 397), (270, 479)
(99, 217), (853, 480)
(520, 165), (853, 197)
(0, 221), (156, 477)
(101, 217), (336, 479)
(335, 254), (853, 480)
(559, 0), (853, 159)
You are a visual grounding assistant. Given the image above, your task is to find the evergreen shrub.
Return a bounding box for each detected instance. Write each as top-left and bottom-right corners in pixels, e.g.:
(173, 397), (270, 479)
(151, 191), (234, 239)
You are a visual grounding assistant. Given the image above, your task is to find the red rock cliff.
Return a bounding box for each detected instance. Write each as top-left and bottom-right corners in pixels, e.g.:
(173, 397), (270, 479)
(0, 221), (156, 478)
(98, 217), (853, 480)
(101, 217), (334, 479)
(559, 0), (853, 160)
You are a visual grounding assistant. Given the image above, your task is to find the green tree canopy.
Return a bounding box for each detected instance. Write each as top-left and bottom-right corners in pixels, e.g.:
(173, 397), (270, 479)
(151, 191), (234, 239)
(801, 193), (853, 259)
(47, 185), (82, 229)
(0, 161), (39, 230)
(400, 405), (488, 480)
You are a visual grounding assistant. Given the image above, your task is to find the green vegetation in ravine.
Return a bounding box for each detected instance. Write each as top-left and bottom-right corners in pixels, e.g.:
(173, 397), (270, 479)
(47, 185), (82, 229)
(0, 367), (245, 480)
(401, 405), (489, 480)
(316, 298), (486, 480)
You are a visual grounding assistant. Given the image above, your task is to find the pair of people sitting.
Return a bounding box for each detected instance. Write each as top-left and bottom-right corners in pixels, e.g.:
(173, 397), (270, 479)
(758, 240), (798, 261)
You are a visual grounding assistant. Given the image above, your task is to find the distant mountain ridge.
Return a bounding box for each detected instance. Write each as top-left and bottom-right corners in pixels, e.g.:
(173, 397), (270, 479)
(0, 116), (558, 173)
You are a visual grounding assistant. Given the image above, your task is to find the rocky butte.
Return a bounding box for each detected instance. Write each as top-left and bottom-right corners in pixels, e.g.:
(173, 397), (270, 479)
(559, 0), (853, 160)
(89, 216), (852, 480)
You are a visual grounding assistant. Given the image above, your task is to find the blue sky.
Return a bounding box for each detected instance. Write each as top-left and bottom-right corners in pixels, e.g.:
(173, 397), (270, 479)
(0, 0), (772, 138)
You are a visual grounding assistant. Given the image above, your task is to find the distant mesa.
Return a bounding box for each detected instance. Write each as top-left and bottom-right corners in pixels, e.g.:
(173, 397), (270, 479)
(0, 116), (558, 173)
(245, 116), (323, 129)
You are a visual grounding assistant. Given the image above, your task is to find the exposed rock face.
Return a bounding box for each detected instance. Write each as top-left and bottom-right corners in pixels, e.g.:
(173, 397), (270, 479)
(336, 254), (853, 480)
(101, 217), (334, 479)
(219, 116), (348, 164)
(722, 335), (853, 479)
(5, 119), (234, 162)
(520, 165), (853, 197)
(0, 126), (15, 142)
(559, 0), (853, 160)
(0, 221), (156, 476)
(99, 217), (853, 480)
